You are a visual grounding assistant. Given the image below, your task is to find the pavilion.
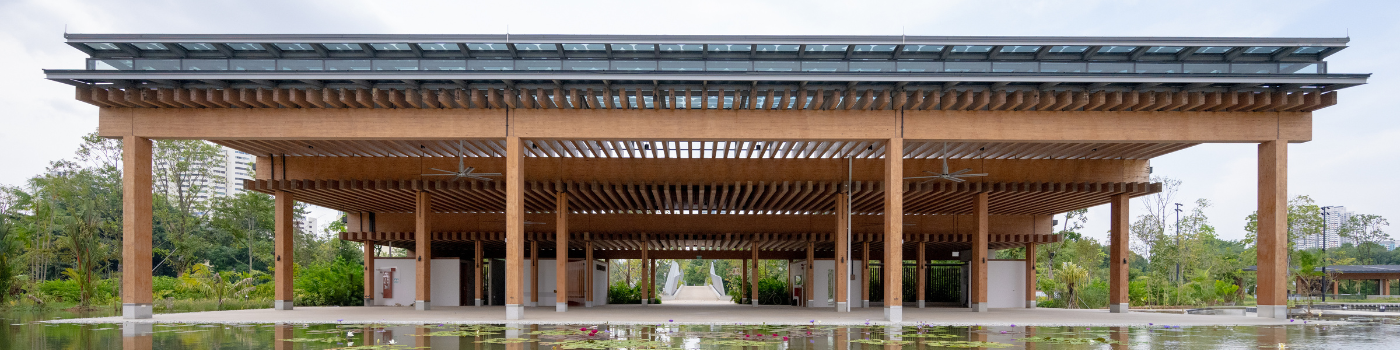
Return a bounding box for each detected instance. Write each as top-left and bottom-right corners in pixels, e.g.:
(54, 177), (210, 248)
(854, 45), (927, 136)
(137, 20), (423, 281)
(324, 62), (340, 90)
(44, 34), (1368, 321)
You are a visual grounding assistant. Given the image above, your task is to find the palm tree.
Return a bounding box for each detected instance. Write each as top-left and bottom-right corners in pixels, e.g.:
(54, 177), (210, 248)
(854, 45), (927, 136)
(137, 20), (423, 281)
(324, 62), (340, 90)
(181, 263), (258, 309)
(1055, 262), (1090, 309)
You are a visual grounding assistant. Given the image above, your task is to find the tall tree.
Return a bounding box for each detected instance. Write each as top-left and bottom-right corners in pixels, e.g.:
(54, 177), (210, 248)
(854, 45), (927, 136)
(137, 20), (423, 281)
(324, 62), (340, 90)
(150, 140), (223, 275)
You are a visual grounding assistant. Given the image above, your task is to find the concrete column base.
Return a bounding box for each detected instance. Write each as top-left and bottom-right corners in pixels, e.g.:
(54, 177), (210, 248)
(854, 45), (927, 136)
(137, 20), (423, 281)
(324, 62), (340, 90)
(506, 304), (524, 320)
(1109, 303), (1129, 313)
(862, 300), (869, 308)
(556, 304), (568, 312)
(836, 301), (849, 312)
(917, 300), (925, 308)
(526, 301), (537, 307)
(1026, 300), (1037, 309)
(1258, 304), (1287, 319)
(884, 306), (902, 322)
(970, 302), (987, 312)
(585, 301), (594, 307)
(474, 299), (483, 306)
(752, 300), (758, 306)
(642, 299), (649, 305)
(122, 303), (153, 319)
(122, 323), (153, 337)
(364, 298), (374, 306)
(415, 301), (431, 311)
(807, 300), (815, 307)
(273, 300), (294, 311)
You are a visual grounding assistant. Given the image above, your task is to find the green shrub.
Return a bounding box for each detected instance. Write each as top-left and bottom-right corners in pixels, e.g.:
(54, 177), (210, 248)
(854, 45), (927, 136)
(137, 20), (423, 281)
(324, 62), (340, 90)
(607, 282), (660, 304)
(293, 257), (364, 306)
(726, 276), (788, 305)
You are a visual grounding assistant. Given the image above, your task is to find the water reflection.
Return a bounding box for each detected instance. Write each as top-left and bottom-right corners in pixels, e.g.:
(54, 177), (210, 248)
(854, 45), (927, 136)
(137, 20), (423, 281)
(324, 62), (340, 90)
(0, 312), (1396, 349)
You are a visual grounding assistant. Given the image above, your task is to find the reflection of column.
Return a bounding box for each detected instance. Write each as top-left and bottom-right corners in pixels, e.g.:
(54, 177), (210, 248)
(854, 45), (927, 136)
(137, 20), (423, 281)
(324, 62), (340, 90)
(1025, 243), (1037, 308)
(1257, 325), (1287, 349)
(1110, 326), (1129, 350)
(834, 193), (850, 312)
(1109, 193), (1130, 313)
(505, 136), (525, 320)
(1023, 326), (1037, 350)
(122, 323), (153, 350)
(121, 136), (153, 319)
(273, 323), (294, 350)
(834, 327), (849, 350)
(416, 326), (431, 348)
(415, 191), (433, 311)
(556, 192), (569, 312)
(970, 192), (989, 312)
(1256, 140), (1288, 319)
(883, 137), (904, 322)
(274, 190), (295, 311)
(364, 240), (375, 306)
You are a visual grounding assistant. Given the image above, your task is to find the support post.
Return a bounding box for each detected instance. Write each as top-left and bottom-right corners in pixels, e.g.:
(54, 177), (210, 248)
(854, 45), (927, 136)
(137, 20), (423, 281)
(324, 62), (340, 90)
(556, 192), (569, 312)
(917, 239), (926, 308)
(740, 258), (748, 304)
(121, 136), (153, 319)
(751, 241), (760, 306)
(641, 234), (650, 305)
(884, 137), (904, 321)
(1109, 193), (1130, 313)
(530, 241), (539, 307)
(273, 189), (294, 311)
(806, 241), (815, 307)
(834, 193), (850, 312)
(364, 241), (375, 306)
(415, 191), (432, 311)
(505, 136), (525, 320)
(585, 239), (594, 307)
(1257, 140), (1287, 319)
(970, 192), (989, 312)
(862, 241), (870, 308)
(1025, 243), (1038, 308)
(474, 240), (483, 306)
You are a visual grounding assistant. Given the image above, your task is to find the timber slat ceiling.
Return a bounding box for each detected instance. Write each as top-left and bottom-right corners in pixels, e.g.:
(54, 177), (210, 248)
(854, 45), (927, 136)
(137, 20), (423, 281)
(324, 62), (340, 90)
(338, 231), (1060, 252)
(76, 86), (1337, 112)
(246, 179), (1160, 216)
(213, 139), (1194, 160)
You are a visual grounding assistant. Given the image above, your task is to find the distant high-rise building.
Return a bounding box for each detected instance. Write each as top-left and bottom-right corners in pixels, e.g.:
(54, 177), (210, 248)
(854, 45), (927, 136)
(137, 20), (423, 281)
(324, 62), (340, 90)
(1380, 240), (1399, 251)
(1298, 206), (1350, 250)
(210, 147), (256, 197)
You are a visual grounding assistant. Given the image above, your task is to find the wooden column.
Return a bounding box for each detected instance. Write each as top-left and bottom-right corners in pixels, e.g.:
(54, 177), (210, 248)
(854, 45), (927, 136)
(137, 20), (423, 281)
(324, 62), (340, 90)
(883, 137), (904, 321)
(1257, 140), (1287, 319)
(861, 241), (870, 308)
(415, 191), (432, 310)
(1025, 243), (1038, 308)
(505, 136), (525, 320)
(121, 136), (153, 319)
(834, 193), (850, 312)
(363, 241), (375, 306)
(970, 192), (989, 312)
(1383, 279), (1391, 296)
(474, 240), (483, 306)
(585, 239), (594, 307)
(530, 241), (539, 306)
(641, 234), (650, 304)
(1109, 193), (1130, 313)
(1332, 281), (1339, 295)
(274, 189), (294, 310)
(740, 258), (748, 304)
(751, 240), (760, 306)
(805, 241), (815, 307)
(917, 240), (926, 308)
(556, 192), (569, 312)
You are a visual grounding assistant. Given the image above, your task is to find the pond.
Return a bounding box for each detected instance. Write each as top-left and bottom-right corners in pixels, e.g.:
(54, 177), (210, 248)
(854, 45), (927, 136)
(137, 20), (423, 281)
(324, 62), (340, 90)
(3, 310), (1399, 349)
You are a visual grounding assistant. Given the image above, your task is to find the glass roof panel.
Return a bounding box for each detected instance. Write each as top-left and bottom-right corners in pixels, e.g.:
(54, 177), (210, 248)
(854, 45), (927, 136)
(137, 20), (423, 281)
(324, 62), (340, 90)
(756, 44), (798, 52)
(179, 43), (217, 51)
(132, 43), (167, 50)
(999, 45), (1040, 53)
(1097, 46), (1135, 53)
(370, 43), (412, 51)
(467, 43), (510, 51)
(1047, 45), (1088, 53)
(1293, 47), (1327, 54)
(562, 44), (607, 51)
(852, 45), (896, 52)
(1197, 47), (1231, 54)
(1245, 46), (1281, 54)
(1145, 46), (1184, 53)
(323, 43), (363, 51)
(274, 43), (315, 51)
(902, 45), (944, 52)
(804, 44), (848, 52)
(708, 44), (751, 52)
(84, 43), (120, 50)
(418, 43), (457, 51)
(611, 44), (655, 51)
(659, 44), (703, 51)
(227, 43), (264, 51)
(514, 43), (557, 51)
(949, 45), (993, 53)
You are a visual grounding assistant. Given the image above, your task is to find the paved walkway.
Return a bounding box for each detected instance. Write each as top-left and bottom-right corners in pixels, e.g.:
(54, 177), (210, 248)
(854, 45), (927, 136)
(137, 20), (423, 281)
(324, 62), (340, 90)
(52, 305), (1304, 326)
(664, 286), (733, 305)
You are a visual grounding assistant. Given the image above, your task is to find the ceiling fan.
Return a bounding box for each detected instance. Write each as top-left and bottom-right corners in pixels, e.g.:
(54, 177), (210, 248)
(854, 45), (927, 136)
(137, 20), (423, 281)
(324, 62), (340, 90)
(422, 141), (502, 181)
(904, 143), (988, 183)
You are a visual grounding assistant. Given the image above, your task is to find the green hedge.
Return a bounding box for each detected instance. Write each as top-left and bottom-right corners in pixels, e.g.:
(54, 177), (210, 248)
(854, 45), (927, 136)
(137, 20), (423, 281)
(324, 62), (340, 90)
(607, 282), (660, 304)
(727, 277), (789, 305)
(293, 257), (364, 306)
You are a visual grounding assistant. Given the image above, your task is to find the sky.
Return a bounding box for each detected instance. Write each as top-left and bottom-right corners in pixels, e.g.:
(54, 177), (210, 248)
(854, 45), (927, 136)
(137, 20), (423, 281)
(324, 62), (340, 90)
(0, 0), (1396, 242)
